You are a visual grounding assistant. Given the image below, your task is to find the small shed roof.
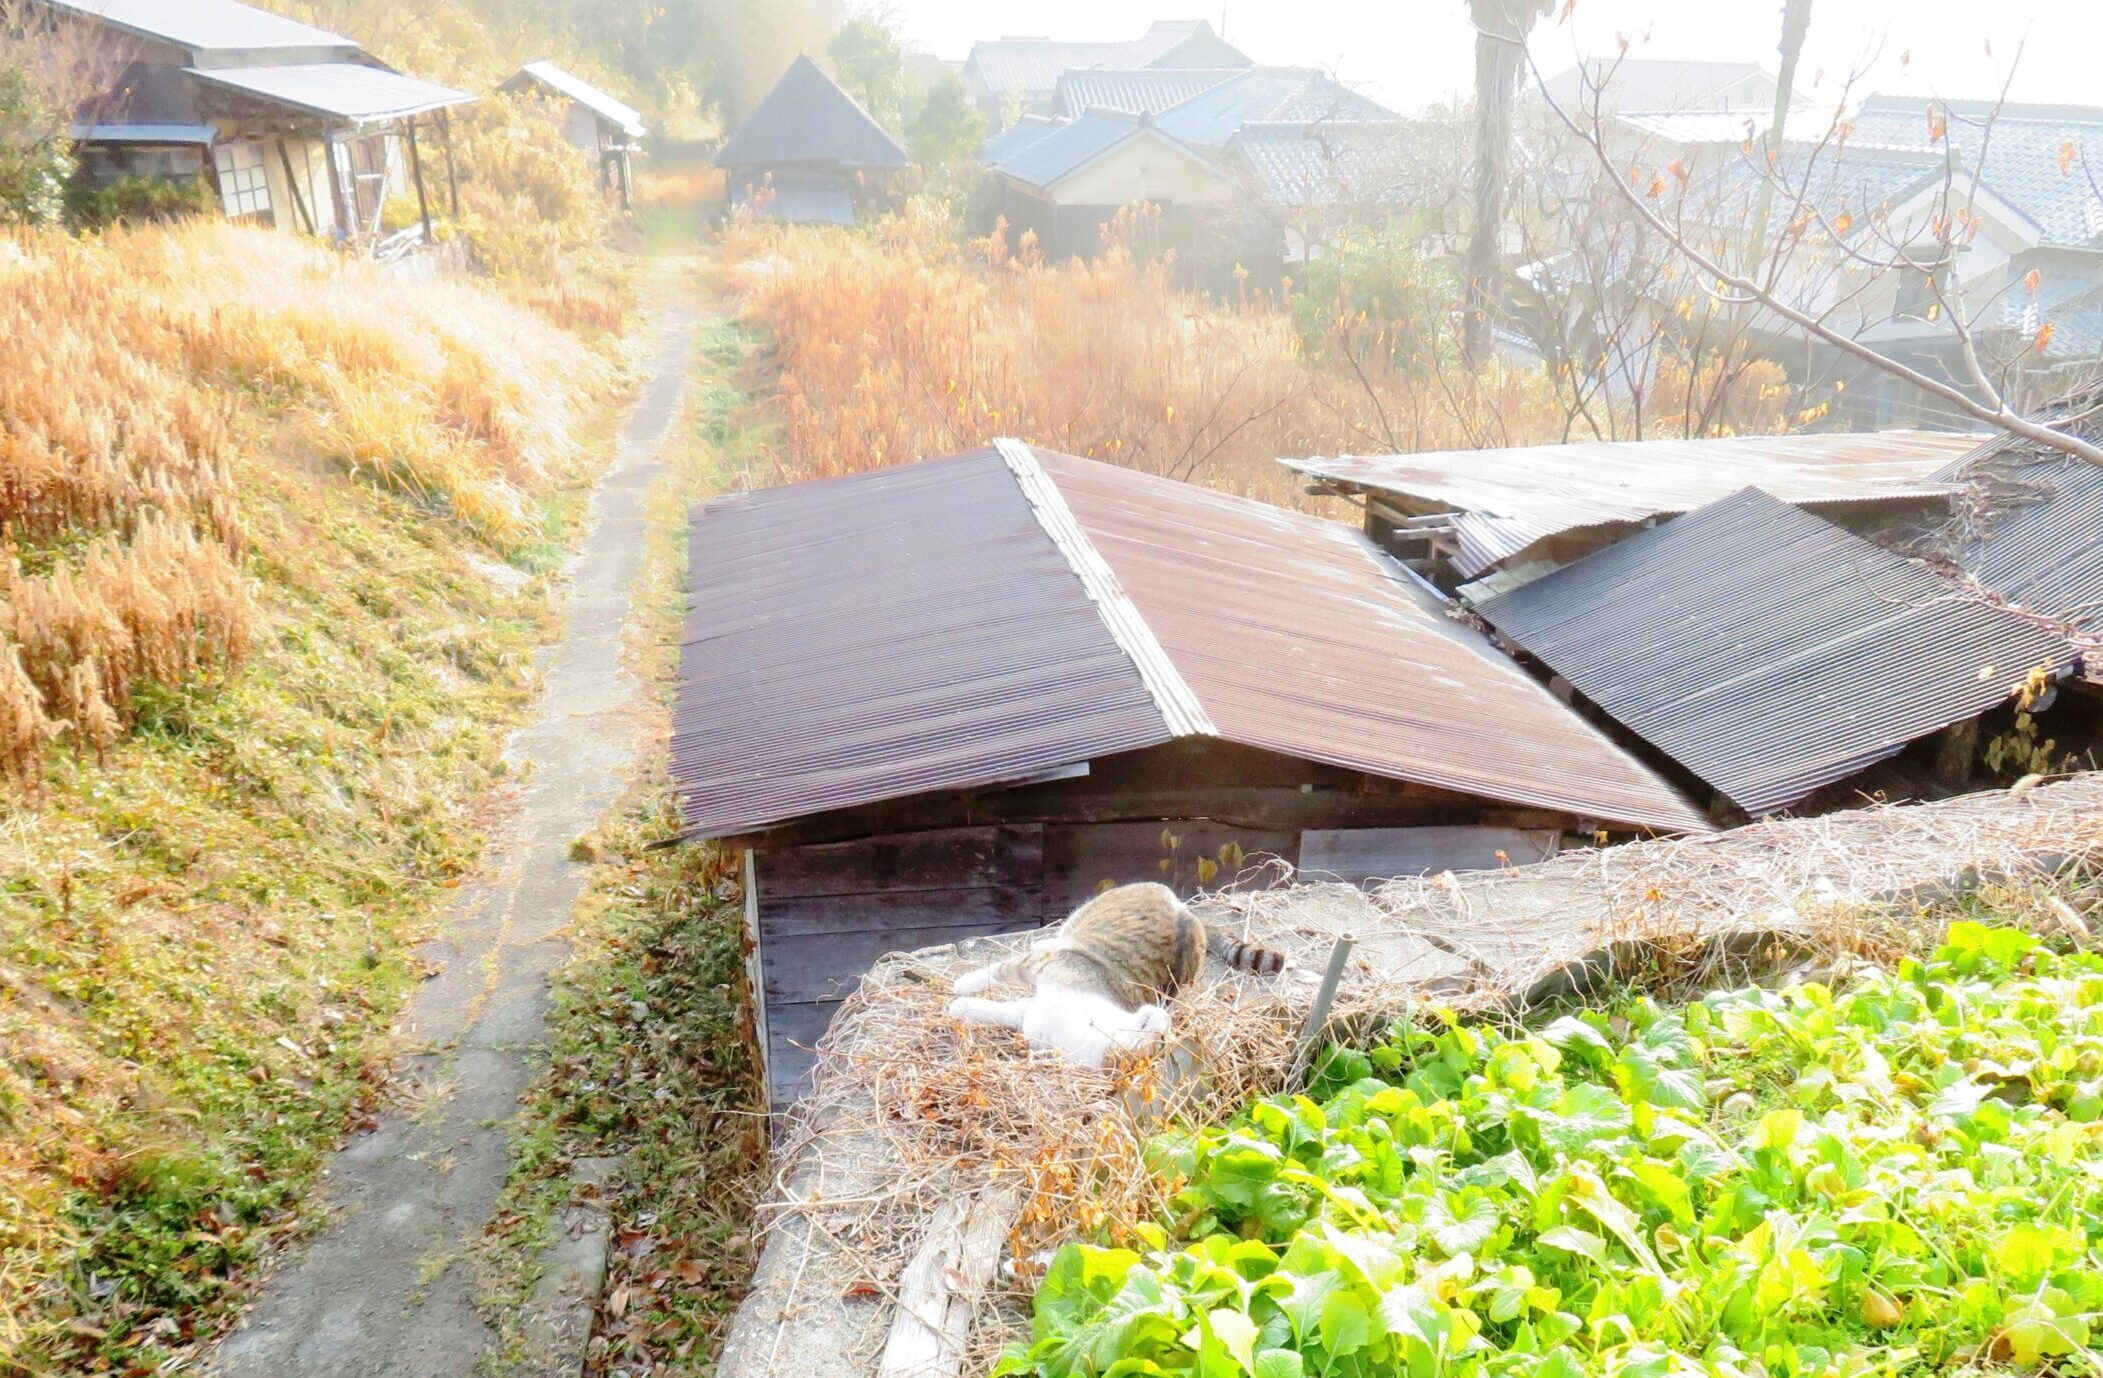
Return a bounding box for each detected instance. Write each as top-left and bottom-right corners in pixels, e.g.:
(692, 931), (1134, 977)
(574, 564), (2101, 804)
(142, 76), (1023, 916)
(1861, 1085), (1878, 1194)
(1477, 488), (2075, 817)
(714, 54), (909, 172)
(1285, 429), (1978, 577)
(673, 442), (1711, 840)
(41, 0), (356, 57)
(503, 60), (645, 139)
(186, 62), (471, 124)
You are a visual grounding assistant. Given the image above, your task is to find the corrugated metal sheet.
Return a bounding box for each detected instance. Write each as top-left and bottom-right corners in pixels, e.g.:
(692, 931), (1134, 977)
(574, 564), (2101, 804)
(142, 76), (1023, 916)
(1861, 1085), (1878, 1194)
(505, 61), (645, 138)
(1478, 488), (2076, 817)
(672, 451), (1173, 839)
(1933, 441), (2103, 641)
(187, 63), (470, 123)
(1034, 450), (1712, 833)
(44, 0), (356, 56)
(674, 443), (1712, 840)
(714, 55), (908, 171)
(1285, 429), (1978, 577)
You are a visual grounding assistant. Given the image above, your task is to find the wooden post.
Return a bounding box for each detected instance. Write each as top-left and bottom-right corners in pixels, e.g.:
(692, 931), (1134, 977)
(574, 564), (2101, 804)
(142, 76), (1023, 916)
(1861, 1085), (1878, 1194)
(319, 130), (349, 239)
(436, 107), (460, 217)
(276, 137), (316, 235)
(878, 1186), (1023, 1378)
(405, 115), (432, 240)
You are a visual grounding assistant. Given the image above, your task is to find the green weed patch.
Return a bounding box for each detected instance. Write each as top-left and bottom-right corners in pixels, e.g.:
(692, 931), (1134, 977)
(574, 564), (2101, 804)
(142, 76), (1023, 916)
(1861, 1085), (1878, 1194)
(1013, 923), (2103, 1378)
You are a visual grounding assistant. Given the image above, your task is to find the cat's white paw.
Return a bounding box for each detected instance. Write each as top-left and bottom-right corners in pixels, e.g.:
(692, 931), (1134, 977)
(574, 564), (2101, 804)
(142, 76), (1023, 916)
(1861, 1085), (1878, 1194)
(1133, 1003), (1172, 1036)
(951, 966), (995, 996)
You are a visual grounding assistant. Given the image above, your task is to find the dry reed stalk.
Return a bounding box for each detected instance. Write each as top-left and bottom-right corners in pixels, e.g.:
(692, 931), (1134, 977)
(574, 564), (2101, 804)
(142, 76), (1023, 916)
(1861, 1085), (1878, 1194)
(0, 220), (618, 786)
(718, 205), (1574, 503)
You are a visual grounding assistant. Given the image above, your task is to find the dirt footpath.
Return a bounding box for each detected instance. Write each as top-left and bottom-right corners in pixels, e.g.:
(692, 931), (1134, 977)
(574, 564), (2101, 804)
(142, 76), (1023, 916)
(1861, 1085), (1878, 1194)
(211, 301), (697, 1378)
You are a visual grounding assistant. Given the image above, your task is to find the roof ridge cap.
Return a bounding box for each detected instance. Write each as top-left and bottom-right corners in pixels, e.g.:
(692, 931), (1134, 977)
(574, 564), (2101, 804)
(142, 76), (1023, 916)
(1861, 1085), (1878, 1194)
(994, 438), (1216, 738)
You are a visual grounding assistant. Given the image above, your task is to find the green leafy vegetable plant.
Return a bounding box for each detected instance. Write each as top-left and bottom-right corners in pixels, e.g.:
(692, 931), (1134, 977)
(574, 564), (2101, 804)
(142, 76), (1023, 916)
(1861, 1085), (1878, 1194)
(1008, 923), (2103, 1377)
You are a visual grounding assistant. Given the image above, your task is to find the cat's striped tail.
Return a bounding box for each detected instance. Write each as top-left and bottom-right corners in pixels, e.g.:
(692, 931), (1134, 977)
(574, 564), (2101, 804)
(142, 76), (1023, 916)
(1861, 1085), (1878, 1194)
(1206, 930), (1286, 976)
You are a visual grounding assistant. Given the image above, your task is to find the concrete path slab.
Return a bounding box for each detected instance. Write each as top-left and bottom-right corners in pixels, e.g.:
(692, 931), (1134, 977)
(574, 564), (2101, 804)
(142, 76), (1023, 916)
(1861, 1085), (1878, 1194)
(211, 303), (698, 1378)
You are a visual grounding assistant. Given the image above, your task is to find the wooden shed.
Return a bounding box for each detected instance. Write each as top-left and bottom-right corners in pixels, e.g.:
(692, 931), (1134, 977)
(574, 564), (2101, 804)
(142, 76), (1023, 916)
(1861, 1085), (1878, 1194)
(673, 442), (1708, 1106)
(712, 54), (908, 226)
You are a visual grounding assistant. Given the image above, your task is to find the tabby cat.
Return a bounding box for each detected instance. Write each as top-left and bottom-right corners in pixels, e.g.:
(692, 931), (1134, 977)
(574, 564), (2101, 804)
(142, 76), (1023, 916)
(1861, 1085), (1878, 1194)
(945, 882), (1286, 1067)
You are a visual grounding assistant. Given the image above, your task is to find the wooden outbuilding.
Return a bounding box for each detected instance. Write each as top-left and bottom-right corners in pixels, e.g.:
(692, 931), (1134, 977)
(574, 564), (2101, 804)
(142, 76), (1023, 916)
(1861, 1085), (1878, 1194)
(712, 54), (908, 226)
(673, 441), (1709, 1104)
(500, 61), (647, 208)
(44, 0), (469, 248)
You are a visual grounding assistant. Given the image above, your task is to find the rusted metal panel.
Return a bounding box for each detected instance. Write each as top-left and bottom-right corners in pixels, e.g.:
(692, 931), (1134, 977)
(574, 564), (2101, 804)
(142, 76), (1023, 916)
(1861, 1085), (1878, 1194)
(1034, 449), (1714, 833)
(1284, 430), (1978, 576)
(674, 450), (1173, 839)
(675, 442), (1711, 843)
(1478, 488), (2077, 817)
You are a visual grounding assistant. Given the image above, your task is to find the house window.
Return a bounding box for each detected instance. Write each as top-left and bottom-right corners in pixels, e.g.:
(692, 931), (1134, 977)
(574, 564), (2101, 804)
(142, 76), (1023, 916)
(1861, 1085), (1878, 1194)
(1894, 264), (1948, 320)
(213, 141), (274, 225)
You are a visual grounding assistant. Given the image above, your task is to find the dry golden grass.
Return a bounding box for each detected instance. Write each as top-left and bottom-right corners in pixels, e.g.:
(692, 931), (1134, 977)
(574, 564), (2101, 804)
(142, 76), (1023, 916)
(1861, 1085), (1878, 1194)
(0, 221), (615, 788)
(719, 204), (1574, 502)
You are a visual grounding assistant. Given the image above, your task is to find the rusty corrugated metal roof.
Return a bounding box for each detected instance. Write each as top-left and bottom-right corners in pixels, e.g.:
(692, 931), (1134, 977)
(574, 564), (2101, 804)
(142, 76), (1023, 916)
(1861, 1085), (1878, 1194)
(672, 450), (1173, 839)
(1037, 450), (1714, 832)
(1283, 430), (1977, 577)
(674, 443), (1711, 839)
(1478, 488), (2077, 817)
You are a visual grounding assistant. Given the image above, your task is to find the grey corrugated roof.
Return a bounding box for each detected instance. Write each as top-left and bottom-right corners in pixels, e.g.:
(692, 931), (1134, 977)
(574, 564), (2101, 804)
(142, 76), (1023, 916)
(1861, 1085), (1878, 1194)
(503, 60), (645, 139)
(1478, 488), (2076, 817)
(1935, 437), (2103, 641)
(41, 0), (355, 56)
(714, 54), (908, 171)
(1053, 67), (1240, 117)
(1845, 95), (2103, 247)
(673, 444), (1710, 840)
(186, 63), (470, 123)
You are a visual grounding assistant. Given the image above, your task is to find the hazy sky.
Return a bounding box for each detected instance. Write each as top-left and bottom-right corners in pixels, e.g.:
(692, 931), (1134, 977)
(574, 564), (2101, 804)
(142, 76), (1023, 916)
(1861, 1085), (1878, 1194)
(888, 0), (2093, 116)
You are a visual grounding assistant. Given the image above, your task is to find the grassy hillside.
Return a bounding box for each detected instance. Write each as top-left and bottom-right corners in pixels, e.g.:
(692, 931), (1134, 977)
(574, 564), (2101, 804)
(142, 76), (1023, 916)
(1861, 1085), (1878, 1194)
(0, 222), (626, 1373)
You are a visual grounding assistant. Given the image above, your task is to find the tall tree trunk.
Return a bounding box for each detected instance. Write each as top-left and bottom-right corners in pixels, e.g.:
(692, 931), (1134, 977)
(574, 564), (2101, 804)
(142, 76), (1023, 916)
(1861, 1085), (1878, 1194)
(1462, 0), (1536, 368)
(1747, 0), (1815, 281)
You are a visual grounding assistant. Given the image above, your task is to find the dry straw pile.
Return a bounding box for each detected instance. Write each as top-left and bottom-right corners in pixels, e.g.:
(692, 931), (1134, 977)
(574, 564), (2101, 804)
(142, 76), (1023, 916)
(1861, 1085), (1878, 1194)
(0, 222), (614, 785)
(736, 776), (2103, 1377)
